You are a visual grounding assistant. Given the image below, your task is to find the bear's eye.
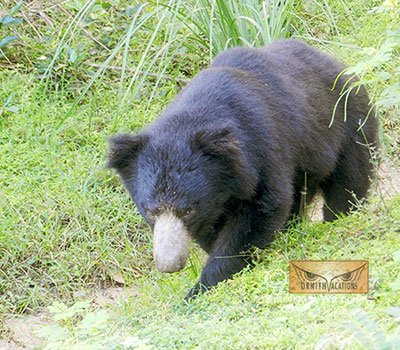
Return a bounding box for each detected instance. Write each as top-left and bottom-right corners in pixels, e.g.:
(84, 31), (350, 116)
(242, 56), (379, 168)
(182, 207), (194, 219)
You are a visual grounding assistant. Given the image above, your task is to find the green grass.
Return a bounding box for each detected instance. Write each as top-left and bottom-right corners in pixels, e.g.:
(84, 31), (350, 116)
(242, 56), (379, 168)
(36, 197), (400, 349)
(0, 70), (179, 313)
(1, 0), (400, 348)
(178, 0), (296, 60)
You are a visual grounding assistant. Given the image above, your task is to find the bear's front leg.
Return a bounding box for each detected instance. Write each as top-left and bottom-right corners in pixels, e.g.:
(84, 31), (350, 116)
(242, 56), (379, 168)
(185, 206), (255, 300)
(185, 193), (292, 300)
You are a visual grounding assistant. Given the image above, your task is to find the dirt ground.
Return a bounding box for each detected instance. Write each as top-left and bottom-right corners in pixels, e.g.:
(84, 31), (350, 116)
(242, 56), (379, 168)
(1, 160), (399, 350)
(0, 287), (139, 350)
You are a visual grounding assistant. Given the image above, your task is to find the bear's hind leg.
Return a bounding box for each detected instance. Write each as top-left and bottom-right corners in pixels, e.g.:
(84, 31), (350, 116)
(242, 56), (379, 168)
(320, 141), (374, 221)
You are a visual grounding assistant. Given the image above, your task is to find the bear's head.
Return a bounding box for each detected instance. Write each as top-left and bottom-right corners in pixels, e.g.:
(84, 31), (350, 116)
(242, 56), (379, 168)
(107, 125), (257, 273)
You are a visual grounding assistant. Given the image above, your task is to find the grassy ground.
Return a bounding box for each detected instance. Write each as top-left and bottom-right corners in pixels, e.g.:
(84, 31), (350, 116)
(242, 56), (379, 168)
(1, 0), (400, 349)
(0, 71), (176, 312)
(90, 197), (399, 349)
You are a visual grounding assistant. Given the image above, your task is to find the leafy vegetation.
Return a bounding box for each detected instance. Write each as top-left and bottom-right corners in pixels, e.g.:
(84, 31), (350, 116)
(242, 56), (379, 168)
(179, 0), (296, 59)
(341, 308), (400, 349)
(0, 0), (399, 349)
(37, 301), (152, 350)
(0, 1), (23, 57)
(336, 25), (400, 124)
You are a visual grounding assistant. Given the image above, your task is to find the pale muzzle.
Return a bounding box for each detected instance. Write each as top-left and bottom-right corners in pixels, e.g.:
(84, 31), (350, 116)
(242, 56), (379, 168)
(153, 212), (191, 273)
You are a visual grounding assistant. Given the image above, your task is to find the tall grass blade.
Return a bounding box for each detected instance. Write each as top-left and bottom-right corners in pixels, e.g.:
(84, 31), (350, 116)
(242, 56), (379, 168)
(43, 0), (96, 85)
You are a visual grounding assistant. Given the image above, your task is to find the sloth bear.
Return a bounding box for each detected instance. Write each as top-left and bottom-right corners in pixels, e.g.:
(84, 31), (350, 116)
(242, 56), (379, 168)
(107, 39), (378, 299)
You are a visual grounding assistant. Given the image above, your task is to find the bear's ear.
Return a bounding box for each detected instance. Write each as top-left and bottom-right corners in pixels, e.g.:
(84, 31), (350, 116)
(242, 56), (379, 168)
(190, 127), (241, 158)
(106, 133), (148, 170)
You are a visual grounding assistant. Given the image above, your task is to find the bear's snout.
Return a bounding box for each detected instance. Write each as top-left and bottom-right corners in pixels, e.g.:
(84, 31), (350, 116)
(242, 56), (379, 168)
(153, 212), (191, 273)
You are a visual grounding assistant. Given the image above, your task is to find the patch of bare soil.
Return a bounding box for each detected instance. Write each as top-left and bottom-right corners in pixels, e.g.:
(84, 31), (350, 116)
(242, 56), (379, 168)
(375, 160), (400, 198)
(1, 315), (46, 350)
(1, 287), (139, 350)
(72, 286), (139, 308)
(0, 340), (21, 350)
(2, 161), (399, 350)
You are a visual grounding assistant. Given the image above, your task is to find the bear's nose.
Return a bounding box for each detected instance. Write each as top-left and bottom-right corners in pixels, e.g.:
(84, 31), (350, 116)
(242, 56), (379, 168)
(153, 211), (191, 273)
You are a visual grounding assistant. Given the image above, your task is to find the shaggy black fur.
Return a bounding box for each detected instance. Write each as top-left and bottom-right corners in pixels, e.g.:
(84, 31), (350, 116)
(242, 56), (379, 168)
(107, 39), (379, 299)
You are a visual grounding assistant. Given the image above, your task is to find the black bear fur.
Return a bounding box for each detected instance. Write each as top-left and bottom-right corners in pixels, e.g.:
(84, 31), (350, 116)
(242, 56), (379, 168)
(107, 39), (379, 299)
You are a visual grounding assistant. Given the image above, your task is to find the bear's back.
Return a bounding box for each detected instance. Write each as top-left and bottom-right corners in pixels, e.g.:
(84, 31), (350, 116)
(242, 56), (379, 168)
(210, 39), (347, 93)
